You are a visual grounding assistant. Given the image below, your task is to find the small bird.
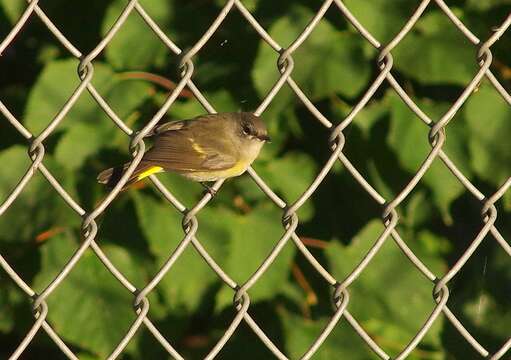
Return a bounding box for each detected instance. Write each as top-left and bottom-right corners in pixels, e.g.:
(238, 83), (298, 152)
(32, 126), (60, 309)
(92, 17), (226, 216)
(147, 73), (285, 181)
(97, 112), (270, 192)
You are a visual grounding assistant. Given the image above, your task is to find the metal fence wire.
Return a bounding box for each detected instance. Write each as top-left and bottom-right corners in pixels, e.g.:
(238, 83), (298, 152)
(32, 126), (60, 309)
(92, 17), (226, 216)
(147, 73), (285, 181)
(1, 0), (510, 359)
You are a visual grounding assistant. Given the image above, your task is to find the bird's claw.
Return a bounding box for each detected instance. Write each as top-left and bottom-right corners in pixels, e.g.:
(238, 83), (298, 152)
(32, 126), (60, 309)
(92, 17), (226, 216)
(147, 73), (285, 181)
(200, 182), (217, 197)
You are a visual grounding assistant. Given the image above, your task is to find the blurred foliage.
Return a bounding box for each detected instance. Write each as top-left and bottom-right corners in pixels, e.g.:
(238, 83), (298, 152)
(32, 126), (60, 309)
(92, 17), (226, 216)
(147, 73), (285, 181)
(1, 0), (510, 359)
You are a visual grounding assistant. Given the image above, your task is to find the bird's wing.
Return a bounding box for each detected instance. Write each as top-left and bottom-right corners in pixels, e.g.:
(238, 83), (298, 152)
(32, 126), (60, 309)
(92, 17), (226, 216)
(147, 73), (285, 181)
(149, 114), (223, 136)
(142, 120), (238, 172)
(149, 120), (187, 135)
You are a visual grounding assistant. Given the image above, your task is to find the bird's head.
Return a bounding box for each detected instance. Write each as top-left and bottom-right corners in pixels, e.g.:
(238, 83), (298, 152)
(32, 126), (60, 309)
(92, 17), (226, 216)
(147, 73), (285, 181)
(237, 112), (270, 142)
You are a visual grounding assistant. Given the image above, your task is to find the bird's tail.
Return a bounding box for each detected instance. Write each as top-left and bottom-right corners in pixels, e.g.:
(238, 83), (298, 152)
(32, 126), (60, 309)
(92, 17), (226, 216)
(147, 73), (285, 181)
(97, 162), (163, 190)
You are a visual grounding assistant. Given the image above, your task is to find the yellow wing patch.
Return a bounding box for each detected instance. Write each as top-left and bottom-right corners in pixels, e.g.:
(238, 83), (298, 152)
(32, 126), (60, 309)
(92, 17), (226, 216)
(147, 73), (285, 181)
(136, 166), (163, 181)
(191, 140), (206, 156)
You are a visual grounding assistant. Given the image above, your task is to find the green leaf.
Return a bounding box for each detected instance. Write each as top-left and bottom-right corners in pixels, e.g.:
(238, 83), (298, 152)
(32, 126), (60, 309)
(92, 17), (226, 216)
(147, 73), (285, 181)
(403, 191), (434, 230)
(32, 233), (146, 357)
(53, 76), (153, 172)
(255, 152), (317, 221)
(0, 281), (24, 333)
(422, 161), (464, 225)
(24, 59), (109, 135)
(393, 12), (476, 85)
(54, 122), (105, 170)
(214, 0), (258, 11)
(342, 0), (421, 42)
(464, 84), (511, 186)
(102, 0), (172, 70)
(75, 354), (100, 360)
(24, 59), (153, 169)
(326, 220), (445, 352)
(167, 90), (238, 121)
(346, 98), (388, 137)
(104, 76), (154, 121)
(252, 6), (370, 100)
(0, 146), (79, 244)
(24, 59), (153, 135)
(417, 230), (452, 257)
(386, 93), (470, 222)
(0, 0), (25, 24)
(215, 205), (295, 310)
(132, 192), (228, 312)
(282, 310), (371, 359)
(504, 191), (511, 211)
(466, 0), (511, 10)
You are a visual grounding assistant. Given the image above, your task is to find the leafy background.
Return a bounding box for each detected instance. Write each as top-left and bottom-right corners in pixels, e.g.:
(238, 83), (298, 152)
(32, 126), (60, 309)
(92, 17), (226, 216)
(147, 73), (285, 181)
(1, 0), (510, 359)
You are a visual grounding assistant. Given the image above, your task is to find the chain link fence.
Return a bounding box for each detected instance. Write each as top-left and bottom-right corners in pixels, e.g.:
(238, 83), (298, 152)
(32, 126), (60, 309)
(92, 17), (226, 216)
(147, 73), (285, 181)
(1, 0), (510, 359)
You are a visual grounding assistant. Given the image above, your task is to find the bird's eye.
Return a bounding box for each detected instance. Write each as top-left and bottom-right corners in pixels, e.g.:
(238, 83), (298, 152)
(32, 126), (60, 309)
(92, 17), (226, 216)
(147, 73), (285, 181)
(242, 124), (251, 135)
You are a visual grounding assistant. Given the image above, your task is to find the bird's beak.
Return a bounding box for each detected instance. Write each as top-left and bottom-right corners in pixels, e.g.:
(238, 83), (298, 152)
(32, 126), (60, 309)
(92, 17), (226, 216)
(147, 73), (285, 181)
(258, 134), (271, 142)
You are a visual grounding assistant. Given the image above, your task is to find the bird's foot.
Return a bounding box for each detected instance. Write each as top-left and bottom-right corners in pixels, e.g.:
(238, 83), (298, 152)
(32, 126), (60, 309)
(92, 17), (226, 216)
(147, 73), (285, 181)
(200, 182), (217, 197)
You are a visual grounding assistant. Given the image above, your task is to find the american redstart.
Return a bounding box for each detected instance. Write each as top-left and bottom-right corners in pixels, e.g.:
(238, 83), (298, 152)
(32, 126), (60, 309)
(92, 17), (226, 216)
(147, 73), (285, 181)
(97, 112), (270, 191)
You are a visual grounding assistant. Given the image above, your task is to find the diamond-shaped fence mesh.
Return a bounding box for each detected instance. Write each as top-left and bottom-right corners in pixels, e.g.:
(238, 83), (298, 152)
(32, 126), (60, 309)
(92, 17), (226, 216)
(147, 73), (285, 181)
(0, 0), (510, 359)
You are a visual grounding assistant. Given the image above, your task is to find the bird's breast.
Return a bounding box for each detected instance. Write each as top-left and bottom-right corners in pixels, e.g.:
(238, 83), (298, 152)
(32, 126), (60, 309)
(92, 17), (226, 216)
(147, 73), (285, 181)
(181, 140), (264, 182)
(239, 140), (264, 163)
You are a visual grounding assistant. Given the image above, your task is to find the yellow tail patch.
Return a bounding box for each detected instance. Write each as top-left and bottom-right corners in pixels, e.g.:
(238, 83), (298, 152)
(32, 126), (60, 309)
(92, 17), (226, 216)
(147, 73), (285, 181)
(136, 166), (163, 181)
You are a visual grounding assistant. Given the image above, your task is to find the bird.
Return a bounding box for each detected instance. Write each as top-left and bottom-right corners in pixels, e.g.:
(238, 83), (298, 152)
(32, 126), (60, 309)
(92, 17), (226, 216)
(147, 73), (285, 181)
(97, 112), (270, 193)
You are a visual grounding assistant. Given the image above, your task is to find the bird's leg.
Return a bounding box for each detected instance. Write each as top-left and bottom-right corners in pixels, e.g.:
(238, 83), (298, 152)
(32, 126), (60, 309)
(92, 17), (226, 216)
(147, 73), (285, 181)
(200, 182), (217, 197)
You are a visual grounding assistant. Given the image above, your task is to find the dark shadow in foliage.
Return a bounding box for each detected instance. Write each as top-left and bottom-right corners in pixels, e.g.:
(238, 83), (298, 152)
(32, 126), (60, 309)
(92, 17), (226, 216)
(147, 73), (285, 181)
(133, 305), (191, 360)
(210, 300), (285, 360)
(0, 292), (91, 360)
(441, 320), (484, 360)
(0, 334), (71, 360)
(298, 108), (410, 243)
(291, 250), (336, 319)
(0, 0), (110, 101)
(441, 192), (510, 359)
(98, 196), (152, 258)
(169, 2), (263, 110)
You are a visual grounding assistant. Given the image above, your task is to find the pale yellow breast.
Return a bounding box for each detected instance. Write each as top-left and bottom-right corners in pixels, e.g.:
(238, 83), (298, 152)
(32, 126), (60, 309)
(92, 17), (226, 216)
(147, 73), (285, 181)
(183, 140), (264, 182)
